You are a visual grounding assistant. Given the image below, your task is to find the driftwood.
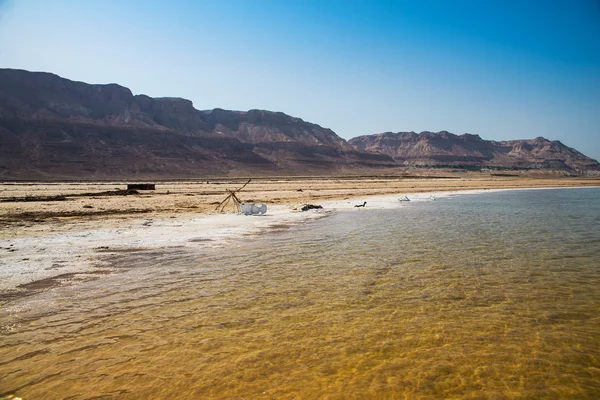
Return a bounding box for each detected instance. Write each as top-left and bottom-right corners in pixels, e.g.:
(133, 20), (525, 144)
(215, 179), (251, 213)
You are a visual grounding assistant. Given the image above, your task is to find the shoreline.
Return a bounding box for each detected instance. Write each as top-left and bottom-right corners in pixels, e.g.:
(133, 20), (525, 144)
(1, 184), (598, 300)
(2, 176), (599, 227)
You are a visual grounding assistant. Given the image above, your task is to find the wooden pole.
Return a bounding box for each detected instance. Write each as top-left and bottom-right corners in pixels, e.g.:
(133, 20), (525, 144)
(214, 178), (251, 213)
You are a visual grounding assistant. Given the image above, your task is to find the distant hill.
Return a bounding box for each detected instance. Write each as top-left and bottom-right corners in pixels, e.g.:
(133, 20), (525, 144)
(0, 68), (391, 179)
(349, 131), (600, 172)
(0, 68), (597, 180)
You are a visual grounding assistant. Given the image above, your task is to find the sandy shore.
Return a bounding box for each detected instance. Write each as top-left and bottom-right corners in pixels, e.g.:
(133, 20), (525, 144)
(1, 175), (599, 297)
(2, 175), (599, 228)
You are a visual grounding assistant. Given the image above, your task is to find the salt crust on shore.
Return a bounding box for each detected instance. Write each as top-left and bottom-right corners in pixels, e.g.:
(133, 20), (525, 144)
(0, 188), (569, 292)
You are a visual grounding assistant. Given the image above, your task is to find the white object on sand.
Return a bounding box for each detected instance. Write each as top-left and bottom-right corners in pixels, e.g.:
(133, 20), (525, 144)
(242, 202), (267, 215)
(241, 202), (253, 215)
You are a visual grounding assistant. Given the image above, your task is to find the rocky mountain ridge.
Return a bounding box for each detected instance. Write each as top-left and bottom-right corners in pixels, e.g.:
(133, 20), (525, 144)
(1, 68), (598, 179)
(0, 68), (390, 179)
(349, 131), (599, 172)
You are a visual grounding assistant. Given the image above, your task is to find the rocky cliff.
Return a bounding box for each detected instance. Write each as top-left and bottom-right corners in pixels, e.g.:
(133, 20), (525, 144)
(0, 68), (391, 179)
(349, 131), (600, 172)
(1, 68), (597, 180)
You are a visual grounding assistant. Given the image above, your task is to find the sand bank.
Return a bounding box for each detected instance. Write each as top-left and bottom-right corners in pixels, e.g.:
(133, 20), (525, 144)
(0, 189), (467, 294)
(0, 204), (327, 293)
(1, 176), (598, 297)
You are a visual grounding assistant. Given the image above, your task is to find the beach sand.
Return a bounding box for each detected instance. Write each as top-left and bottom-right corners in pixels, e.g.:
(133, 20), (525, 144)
(1, 174), (599, 297)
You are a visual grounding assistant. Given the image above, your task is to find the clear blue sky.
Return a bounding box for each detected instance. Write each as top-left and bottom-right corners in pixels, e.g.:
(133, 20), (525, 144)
(1, 0), (599, 160)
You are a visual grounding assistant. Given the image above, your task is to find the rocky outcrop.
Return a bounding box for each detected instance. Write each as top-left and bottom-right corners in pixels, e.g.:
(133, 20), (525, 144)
(349, 131), (600, 172)
(0, 69), (391, 179)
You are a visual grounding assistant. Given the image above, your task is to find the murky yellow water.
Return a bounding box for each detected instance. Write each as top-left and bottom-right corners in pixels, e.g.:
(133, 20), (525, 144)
(2, 189), (600, 399)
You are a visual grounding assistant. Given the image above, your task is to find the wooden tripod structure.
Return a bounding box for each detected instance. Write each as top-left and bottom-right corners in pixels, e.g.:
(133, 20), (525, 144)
(215, 179), (251, 213)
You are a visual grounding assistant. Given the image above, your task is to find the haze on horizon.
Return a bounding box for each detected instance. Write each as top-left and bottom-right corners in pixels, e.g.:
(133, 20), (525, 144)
(0, 0), (599, 161)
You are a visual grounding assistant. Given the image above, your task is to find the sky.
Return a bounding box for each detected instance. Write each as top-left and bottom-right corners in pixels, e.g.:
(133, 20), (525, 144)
(0, 0), (599, 160)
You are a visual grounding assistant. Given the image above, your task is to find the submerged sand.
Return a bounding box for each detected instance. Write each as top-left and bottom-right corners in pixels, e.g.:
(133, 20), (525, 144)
(1, 174), (599, 296)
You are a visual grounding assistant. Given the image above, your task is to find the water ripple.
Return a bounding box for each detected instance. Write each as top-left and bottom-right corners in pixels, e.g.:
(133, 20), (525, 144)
(1, 188), (600, 399)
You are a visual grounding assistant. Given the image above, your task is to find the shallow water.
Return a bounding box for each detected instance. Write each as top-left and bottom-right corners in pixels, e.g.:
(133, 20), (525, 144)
(1, 188), (600, 399)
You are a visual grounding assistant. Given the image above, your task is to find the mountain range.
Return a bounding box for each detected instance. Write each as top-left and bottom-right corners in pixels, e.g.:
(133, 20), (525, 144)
(349, 131), (599, 171)
(0, 68), (598, 180)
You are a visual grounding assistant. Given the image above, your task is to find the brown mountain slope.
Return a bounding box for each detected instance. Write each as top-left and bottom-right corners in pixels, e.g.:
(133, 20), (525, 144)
(0, 69), (391, 179)
(1, 68), (597, 180)
(349, 131), (600, 172)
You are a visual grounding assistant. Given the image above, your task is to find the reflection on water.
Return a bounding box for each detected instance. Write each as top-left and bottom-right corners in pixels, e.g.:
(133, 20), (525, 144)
(1, 188), (600, 399)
